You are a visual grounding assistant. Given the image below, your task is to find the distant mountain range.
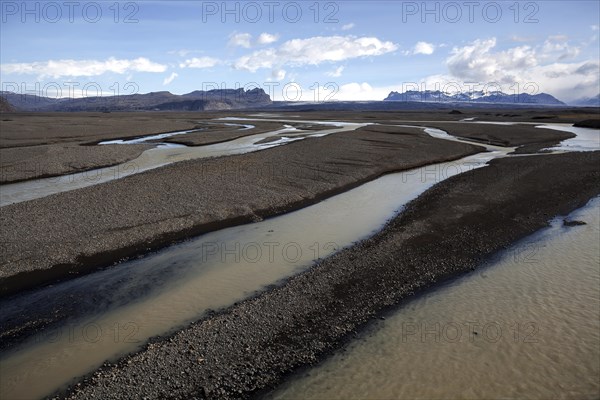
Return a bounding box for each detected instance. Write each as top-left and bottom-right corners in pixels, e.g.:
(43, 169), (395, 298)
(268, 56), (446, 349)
(569, 94), (600, 107)
(0, 88), (272, 112)
(3, 88), (598, 113)
(384, 90), (565, 105)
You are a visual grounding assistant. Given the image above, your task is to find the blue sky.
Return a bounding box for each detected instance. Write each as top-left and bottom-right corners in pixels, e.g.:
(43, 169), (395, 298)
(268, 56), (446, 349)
(1, 1), (599, 102)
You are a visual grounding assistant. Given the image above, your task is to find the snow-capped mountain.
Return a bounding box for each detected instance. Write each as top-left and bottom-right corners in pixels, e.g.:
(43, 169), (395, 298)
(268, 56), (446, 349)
(384, 90), (565, 105)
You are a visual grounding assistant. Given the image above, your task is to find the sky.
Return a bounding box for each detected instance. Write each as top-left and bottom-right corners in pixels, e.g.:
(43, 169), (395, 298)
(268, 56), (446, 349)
(1, 0), (599, 102)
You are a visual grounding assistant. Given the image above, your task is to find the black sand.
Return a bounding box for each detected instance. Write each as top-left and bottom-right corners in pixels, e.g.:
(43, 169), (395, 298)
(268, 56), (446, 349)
(58, 151), (600, 400)
(2, 109), (597, 183)
(0, 113), (288, 183)
(0, 125), (481, 297)
(0, 109), (597, 399)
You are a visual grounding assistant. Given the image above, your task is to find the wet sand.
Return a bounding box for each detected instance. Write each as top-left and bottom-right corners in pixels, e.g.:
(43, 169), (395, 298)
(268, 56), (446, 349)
(403, 121), (574, 149)
(268, 198), (600, 400)
(2, 109), (596, 183)
(0, 150), (504, 399)
(251, 108), (599, 125)
(0, 125), (481, 296)
(160, 121), (284, 147)
(0, 113), (288, 184)
(57, 151), (600, 400)
(0, 113), (198, 184)
(0, 113), (201, 147)
(0, 144), (152, 184)
(0, 109), (598, 398)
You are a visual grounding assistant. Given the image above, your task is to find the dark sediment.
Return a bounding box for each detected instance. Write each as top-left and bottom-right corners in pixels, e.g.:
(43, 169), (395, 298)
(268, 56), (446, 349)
(574, 119), (600, 129)
(58, 151), (600, 400)
(1, 110), (595, 182)
(0, 113), (286, 183)
(402, 121), (575, 150)
(160, 121), (285, 147)
(0, 113), (199, 148)
(0, 113), (196, 183)
(0, 144), (152, 184)
(563, 219), (587, 227)
(162, 121), (340, 147)
(0, 125), (481, 297)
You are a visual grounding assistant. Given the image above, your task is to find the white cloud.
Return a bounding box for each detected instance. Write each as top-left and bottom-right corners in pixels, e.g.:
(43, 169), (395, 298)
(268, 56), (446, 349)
(445, 38), (537, 83)
(162, 72), (178, 85)
(413, 41), (435, 55)
(323, 82), (398, 101)
(228, 32), (279, 48)
(257, 33), (279, 45)
(179, 57), (220, 68)
(421, 37), (599, 102)
(337, 82), (374, 100)
(285, 82), (403, 101)
(402, 41), (435, 56)
(529, 62), (599, 101)
(542, 36), (580, 61)
(270, 69), (287, 81)
(341, 23), (355, 31)
(268, 81), (389, 101)
(1, 57), (167, 78)
(228, 32), (252, 48)
(234, 35), (397, 72)
(326, 66), (345, 77)
(591, 25), (599, 31)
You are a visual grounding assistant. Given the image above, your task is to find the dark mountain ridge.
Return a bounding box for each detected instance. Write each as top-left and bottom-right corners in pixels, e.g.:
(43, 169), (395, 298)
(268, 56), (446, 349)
(0, 88), (272, 112)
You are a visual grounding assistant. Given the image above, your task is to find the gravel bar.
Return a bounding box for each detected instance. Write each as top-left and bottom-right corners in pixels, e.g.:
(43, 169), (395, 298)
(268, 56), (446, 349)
(0, 125), (482, 296)
(58, 151), (599, 400)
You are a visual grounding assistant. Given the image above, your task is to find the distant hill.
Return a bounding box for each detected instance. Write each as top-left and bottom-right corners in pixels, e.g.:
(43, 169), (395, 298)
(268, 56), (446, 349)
(384, 90), (565, 105)
(0, 97), (15, 112)
(570, 94), (600, 107)
(0, 88), (272, 112)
